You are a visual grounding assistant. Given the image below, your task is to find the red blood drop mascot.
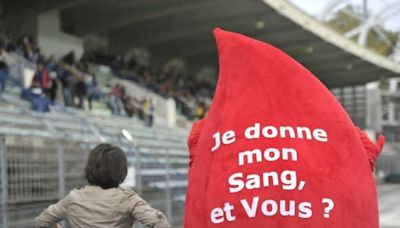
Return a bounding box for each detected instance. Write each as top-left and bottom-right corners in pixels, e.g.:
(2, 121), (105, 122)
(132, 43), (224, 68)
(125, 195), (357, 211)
(184, 28), (384, 228)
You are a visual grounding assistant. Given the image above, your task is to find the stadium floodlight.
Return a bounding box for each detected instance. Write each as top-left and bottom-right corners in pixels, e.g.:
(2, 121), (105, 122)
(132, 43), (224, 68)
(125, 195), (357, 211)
(121, 129), (133, 142)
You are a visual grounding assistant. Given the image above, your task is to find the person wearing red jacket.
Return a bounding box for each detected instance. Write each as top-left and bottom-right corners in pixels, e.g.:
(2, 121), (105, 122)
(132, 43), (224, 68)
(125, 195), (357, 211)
(32, 61), (56, 101)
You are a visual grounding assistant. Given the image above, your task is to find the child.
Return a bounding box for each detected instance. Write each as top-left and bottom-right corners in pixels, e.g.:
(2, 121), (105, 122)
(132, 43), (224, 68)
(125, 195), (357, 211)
(35, 143), (170, 228)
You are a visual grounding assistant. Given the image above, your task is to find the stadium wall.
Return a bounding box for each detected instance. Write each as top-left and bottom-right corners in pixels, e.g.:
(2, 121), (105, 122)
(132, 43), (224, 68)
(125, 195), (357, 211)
(37, 10), (83, 60)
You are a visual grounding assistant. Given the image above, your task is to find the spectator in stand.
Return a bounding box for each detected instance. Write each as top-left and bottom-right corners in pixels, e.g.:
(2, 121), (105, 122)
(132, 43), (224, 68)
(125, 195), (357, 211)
(0, 62), (8, 95)
(46, 56), (58, 72)
(109, 83), (124, 115)
(120, 85), (131, 116)
(57, 63), (74, 106)
(143, 69), (157, 91)
(86, 74), (101, 110)
(62, 51), (76, 65)
(21, 36), (40, 62)
(74, 79), (87, 109)
(122, 96), (136, 118)
(0, 48), (10, 95)
(144, 97), (155, 127)
(138, 98), (146, 120)
(47, 71), (58, 102)
(75, 62), (91, 109)
(66, 62), (87, 109)
(195, 101), (206, 120)
(129, 97), (143, 118)
(33, 61), (57, 102)
(21, 80), (51, 112)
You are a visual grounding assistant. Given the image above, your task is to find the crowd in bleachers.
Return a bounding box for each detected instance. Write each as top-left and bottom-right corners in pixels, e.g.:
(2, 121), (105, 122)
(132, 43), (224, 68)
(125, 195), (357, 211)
(0, 34), (102, 113)
(0, 31), (211, 121)
(87, 51), (212, 120)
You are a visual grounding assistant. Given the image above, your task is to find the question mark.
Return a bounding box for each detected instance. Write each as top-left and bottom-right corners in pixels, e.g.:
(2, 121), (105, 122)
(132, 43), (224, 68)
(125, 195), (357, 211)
(322, 198), (334, 218)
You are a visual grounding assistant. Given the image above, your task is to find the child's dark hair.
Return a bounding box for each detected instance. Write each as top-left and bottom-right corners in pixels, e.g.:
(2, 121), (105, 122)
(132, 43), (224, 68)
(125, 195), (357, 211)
(84, 143), (127, 189)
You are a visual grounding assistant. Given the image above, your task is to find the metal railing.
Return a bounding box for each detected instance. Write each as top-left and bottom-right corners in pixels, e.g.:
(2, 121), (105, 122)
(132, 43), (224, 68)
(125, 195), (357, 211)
(0, 100), (189, 228)
(0, 133), (187, 228)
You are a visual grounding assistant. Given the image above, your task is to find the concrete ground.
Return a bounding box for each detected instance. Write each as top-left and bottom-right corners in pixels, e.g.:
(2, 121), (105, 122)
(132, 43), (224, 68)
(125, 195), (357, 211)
(379, 183), (400, 228)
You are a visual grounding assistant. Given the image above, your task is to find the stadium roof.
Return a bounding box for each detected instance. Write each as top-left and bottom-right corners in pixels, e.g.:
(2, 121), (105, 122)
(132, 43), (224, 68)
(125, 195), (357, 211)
(4, 0), (400, 87)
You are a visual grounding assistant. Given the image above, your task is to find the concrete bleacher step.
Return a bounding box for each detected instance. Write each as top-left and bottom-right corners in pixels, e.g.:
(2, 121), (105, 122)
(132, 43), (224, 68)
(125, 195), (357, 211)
(0, 101), (13, 111)
(1, 93), (31, 109)
(0, 97), (190, 151)
(140, 168), (187, 176)
(90, 101), (112, 115)
(149, 180), (188, 189)
(0, 91), (190, 190)
(0, 114), (42, 126)
(0, 127), (52, 138)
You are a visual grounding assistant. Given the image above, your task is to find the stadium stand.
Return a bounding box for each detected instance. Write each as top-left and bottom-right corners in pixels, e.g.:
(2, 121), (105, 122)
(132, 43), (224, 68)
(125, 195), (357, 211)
(0, 93), (189, 227)
(0, 32), (210, 125)
(0, 30), (195, 227)
(2, 0), (400, 227)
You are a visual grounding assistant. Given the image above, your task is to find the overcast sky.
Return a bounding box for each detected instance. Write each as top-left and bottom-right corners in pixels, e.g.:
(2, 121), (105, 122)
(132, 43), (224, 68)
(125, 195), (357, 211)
(288, 0), (400, 32)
